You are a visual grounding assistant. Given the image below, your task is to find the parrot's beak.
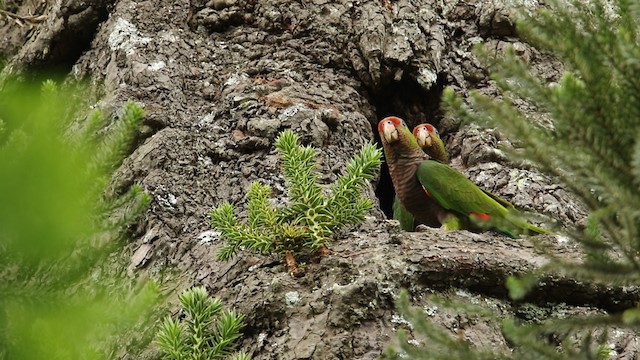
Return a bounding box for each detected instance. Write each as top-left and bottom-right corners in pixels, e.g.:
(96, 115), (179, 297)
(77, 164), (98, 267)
(417, 131), (432, 148)
(416, 130), (433, 149)
(382, 122), (399, 143)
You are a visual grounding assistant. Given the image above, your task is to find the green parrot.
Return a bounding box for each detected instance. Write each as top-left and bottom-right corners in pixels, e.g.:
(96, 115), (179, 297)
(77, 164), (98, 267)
(393, 122), (499, 230)
(391, 123), (447, 230)
(413, 123), (448, 163)
(392, 123), (451, 230)
(413, 123), (515, 209)
(381, 116), (548, 237)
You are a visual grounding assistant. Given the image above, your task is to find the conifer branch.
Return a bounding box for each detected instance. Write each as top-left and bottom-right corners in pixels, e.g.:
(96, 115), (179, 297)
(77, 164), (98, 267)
(386, 290), (510, 360)
(446, 23), (640, 271)
(92, 101), (143, 177)
(156, 286), (248, 360)
(325, 143), (380, 230)
(211, 130), (381, 275)
(247, 182), (277, 229)
(275, 130), (323, 209)
(212, 202), (275, 261)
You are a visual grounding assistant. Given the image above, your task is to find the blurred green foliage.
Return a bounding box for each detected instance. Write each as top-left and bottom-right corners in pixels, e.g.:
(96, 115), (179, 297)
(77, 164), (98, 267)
(0, 80), (159, 359)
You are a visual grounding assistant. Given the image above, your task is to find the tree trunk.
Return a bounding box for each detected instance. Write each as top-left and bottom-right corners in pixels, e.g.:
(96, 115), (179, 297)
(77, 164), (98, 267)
(2, 0), (636, 358)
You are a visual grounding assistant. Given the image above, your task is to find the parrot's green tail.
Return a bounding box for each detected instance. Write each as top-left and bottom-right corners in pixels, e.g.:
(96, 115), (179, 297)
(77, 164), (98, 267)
(501, 211), (552, 238)
(522, 221), (552, 236)
(470, 210), (552, 238)
(392, 197), (415, 231)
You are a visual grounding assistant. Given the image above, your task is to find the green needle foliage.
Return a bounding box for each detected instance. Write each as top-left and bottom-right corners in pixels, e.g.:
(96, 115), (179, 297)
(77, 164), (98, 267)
(156, 286), (249, 360)
(212, 129), (381, 262)
(0, 80), (158, 359)
(389, 0), (640, 358)
(387, 290), (615, 360)
(385, 291), (511, 360)
(444, 0), (640, 287)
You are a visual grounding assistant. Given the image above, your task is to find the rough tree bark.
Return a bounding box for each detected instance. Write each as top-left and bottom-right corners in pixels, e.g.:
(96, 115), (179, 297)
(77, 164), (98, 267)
(2, 0), (637, 358)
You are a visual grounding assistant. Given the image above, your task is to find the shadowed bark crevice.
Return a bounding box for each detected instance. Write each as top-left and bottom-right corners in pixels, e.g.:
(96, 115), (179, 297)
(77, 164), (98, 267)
(2, 0), (113, 77)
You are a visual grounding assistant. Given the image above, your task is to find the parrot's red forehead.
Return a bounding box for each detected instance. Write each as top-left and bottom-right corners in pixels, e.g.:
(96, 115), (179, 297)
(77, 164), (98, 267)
(378, 116), (404, 132)
(412, 123), (435, 136)
(419, 123), (435, 131)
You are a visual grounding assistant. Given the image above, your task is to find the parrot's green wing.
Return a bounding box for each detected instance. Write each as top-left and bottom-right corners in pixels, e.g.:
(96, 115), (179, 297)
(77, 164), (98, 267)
(421, 129), (514, 209)
(392, 197), (415, 231)
(416, 160), (549, 237)
(483, 189), (514, 209)
(416, 160), (508, 217)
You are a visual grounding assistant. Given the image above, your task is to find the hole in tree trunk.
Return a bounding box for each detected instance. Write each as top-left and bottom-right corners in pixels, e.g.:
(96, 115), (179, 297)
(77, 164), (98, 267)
(29, 5), (110, 80)
(371, 72), (447, 219)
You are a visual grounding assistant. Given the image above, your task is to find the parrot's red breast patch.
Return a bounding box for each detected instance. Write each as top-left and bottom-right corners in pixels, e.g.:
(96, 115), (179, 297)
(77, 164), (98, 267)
(470, 212), (491, 221)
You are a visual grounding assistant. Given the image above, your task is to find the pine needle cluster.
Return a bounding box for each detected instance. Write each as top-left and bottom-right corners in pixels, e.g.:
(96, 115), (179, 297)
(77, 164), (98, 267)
(387, 289), (616, 360)
(211, 130), (381, 271)
(385, 291), (511, 360)
(156, 286), (249, 360)
(444, 0), (640, 288)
